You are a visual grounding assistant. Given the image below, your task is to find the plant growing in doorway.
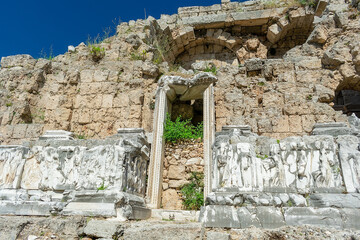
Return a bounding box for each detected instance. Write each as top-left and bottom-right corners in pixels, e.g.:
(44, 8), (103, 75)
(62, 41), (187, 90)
(180, 172), (204, 210)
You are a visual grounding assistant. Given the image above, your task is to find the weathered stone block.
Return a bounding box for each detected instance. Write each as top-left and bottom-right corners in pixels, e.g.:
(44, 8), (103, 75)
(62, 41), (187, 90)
(256, 206), (285, 228)
(309, 194), (360, 208)
(84, 220), (123, 238)
(207, 232), (230, 240)
(168, 165), (186, 180)
(199, 205), (240, 228)
(12, 124), (28, 139)
(284, 207), (342, 229)
(267, 24), (282, 44)
(289, 115), (302, 133)
(102, 94), (113, 108)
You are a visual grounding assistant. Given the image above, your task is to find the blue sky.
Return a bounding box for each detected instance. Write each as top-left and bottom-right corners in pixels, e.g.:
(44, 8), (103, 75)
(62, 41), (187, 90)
(0, 0), (246, 60)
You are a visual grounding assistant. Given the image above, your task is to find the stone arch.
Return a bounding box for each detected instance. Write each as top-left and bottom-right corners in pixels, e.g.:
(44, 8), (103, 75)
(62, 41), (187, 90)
(171, 27), (270, 69)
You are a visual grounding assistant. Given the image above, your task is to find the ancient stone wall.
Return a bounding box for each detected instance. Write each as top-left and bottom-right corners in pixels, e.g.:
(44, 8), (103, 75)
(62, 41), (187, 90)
(162, 140), (204, 210)
(0, 0), (358, 144)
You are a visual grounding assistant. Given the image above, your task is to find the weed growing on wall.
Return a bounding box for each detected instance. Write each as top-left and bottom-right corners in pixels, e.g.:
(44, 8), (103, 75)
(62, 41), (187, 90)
(164, 114), (203, 143)
(204, 66), (217, 75)
(180, 172), (204, 210)
(90, 46), (105, 62)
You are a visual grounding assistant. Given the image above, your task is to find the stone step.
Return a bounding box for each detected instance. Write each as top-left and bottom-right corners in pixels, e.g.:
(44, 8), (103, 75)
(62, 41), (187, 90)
(151, 209), (200, 221)
(0, 201), (65, 216)
(200, 205), (360, 230)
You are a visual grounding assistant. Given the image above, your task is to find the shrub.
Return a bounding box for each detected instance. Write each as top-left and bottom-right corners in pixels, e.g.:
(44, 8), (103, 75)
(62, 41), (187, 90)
(90, 46), (105, 62)
(163, 114), (203, 143)
(204, 66), (217, 75)
(180, 172), (204, 210)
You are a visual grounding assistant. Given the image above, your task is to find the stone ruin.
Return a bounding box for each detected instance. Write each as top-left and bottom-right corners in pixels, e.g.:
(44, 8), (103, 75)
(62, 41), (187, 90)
(1, 0), (360, 237)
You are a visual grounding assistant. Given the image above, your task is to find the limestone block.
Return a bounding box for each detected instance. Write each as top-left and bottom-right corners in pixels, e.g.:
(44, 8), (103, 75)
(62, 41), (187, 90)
(284, 207), (342, 229)
(315, 0), (328, 17)
(307, 25), (328, 44)
(258, 118), (272, 133)
(272, 116), (289, 133)
(207, 232), (230, 240)
(129, 105), (142, 119)
(256, 206), (285, 228)
(113, 93), (129, 108)
(0, 201), (64, 216)
(168, 165), (186, 180)
(311, 122), (352, 136)
(246, 38), (260, 51)
(78, 109), (92, 124)
(263, 91), (284, 107)
(295, 57), (322, 70)
(0, 54), (36, 68)
(322, 43), (352, 68)
(315, 84), (334, 103)
(340, 208), (360, 229)
(302, 115), (316, 133)
(267, 24), (282, 44)
(80, 70), (94, 83)
(237, 207), (261, 228)
(102, 94), (113, 108)
(162, 189), (182, 210)
(168, 180), (189, 189)
(63, 202), (116, 217)
(289, 115), (302, 133)
(231, 9), (275, 26)
(93, 70), (109, 82)
(199, 205), (241, 228)
(84, 220), (123, 238)
(12, 124), (28, 139)
(309, 194), (360, 208)
(182, 14), (227, 29)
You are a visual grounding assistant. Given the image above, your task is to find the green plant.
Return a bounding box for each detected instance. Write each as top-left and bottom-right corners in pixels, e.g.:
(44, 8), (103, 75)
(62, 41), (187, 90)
(97, 181), (107, 191)
(5, 102), (12, 107)
(90, 46), (105, 62)
(180, 172), (204, 210)
(152, 35), (170, 65)
(258, 82), (265, 86)
(163, 113), (203, 143)
(31, 109), (45, 122)
(204, 66), (217, 75)
(130, 50), (147, 61)
(75, 134), (86, 140)
(40, 45), (55, 60)
(287, 200), (293, 207)
(277, 139), (280, 144)
(256, 154), (269, 160)
(307, 95), (313, 100)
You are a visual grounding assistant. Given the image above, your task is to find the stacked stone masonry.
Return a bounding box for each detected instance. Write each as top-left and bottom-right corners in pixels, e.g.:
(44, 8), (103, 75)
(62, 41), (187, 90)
(162, 140), (204, 210)
(0, 0), (353, 144)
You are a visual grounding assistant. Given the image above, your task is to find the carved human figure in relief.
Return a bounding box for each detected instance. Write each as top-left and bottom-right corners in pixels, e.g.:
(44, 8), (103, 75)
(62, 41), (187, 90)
(310, 141), (322, 188)
(238, 143), (253, 190)
(346, 151), (360, 191)
(262, 144), (282, 187)
(215, 142), (233, 188)
(281, 142), (297, 187)
(231, 143), (243, 187)
(297, 142), (311, 192)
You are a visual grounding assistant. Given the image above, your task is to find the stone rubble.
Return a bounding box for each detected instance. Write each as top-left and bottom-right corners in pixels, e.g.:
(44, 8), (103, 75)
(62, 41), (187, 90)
(162, 139), (204, 210)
